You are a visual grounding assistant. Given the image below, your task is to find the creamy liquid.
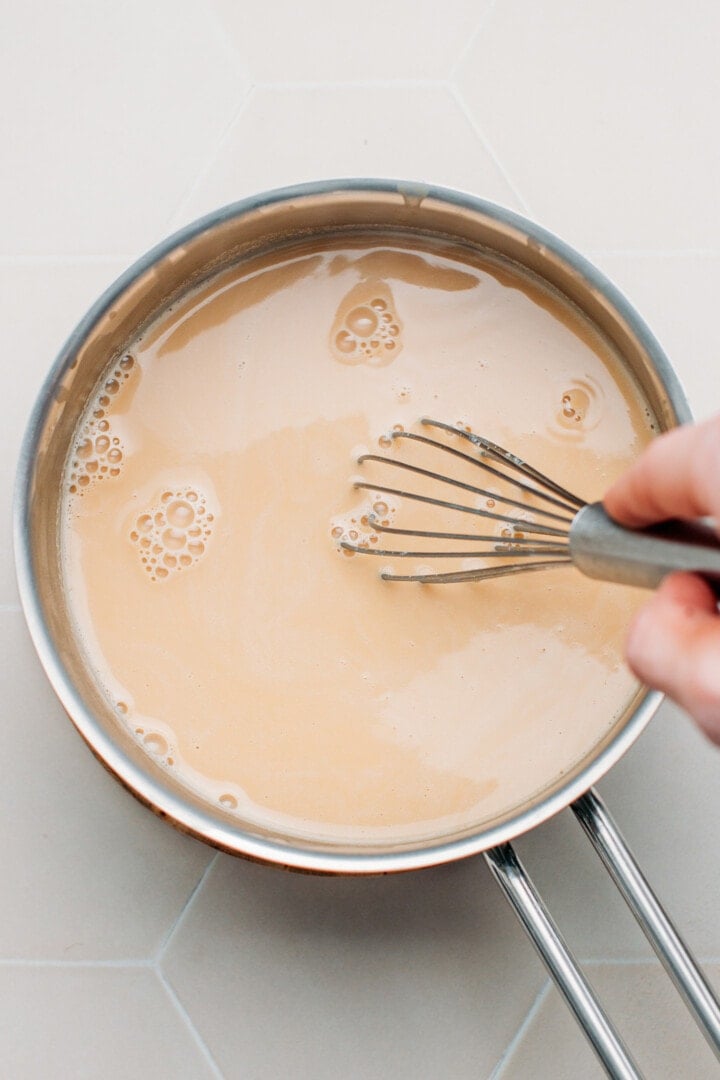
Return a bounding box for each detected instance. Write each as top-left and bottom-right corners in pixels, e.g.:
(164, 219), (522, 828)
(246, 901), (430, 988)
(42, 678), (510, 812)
(61, 240), (654, 845)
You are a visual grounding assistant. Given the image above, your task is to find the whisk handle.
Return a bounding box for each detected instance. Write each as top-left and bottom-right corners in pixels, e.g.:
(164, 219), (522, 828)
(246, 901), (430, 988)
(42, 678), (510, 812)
(570, 503), (720, 595)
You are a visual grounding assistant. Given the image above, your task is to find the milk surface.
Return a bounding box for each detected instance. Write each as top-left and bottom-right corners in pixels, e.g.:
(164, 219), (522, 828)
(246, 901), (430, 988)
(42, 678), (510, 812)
(61, 240), (654, 844)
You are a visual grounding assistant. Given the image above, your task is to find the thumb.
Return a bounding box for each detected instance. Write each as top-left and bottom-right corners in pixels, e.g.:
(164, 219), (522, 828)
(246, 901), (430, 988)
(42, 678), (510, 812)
(625, 573), (720, 745)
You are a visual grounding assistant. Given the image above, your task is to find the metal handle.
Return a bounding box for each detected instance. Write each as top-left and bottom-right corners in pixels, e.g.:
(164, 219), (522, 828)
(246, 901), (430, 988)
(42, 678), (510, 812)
(486, 793), (720, 1075)
(570, 502), (720, 594)
(573, 790), (720, 1060)
(485, 843), (642, 1078)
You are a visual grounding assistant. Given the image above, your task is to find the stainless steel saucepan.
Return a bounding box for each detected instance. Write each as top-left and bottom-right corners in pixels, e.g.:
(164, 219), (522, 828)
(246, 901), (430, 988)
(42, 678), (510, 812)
(15, 180), (720, 1078)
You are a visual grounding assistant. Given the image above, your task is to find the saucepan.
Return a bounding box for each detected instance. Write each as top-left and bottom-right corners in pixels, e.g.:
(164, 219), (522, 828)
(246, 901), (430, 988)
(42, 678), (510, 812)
(14, 180), (720, 1077)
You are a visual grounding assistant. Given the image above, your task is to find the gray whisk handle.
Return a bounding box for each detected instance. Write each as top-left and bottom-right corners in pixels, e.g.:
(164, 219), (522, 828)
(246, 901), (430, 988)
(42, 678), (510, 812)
(569, 503), (720, 596)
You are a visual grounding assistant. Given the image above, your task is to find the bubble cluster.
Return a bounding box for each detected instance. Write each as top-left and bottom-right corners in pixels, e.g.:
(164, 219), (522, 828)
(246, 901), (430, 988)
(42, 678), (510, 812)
(377, 423), (404, 450)
(67, 355), (136, 495)
(330, 495), (397, 557)
(553, 377), (603, 437)
(330, 282), (403, 367)
(494, 509), (535, 551)
(130, 486), (214, 582)
(132, 725), (175, 767)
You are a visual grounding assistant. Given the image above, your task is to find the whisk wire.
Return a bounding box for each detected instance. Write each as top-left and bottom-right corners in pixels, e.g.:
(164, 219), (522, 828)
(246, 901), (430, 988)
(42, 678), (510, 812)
(420, 419), (586, 510)
(342, 422), (586, 584)
(353, 481), (570, 538)
(358, 449), (574, 524)
(369, 521), (570, 547)
(341, 543), (570, 559)
(381, 560), (572, 584)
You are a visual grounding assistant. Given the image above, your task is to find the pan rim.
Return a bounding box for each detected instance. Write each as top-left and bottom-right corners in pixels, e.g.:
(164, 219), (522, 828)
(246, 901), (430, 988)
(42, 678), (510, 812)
(14, 178), (685, 873)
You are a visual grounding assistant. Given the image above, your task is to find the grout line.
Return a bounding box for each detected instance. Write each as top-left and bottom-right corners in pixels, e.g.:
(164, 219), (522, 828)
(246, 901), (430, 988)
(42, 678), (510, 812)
(200, 0), (248, 71)
(447, 84), (532, 216)
(0, 958), (151, 968)
(156, 968), (225, 1079)
(154, 853), (220, 963)
(449, 0), (500, 80)
(165, 87), (257, 230)
(489, 980), (552, 1079)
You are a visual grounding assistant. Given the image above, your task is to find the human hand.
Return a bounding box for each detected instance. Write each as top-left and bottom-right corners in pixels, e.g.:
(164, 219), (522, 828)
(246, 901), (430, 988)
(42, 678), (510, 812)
(603, 415), (720, 744)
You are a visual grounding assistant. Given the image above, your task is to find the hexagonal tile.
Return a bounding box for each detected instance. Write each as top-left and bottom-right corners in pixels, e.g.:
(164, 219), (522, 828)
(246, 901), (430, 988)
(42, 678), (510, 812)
(163, 853), (546, 1079)
(588, 253), (720, 420)
(0, 0), (249, 256)
(0, 612), (213, 959)
(171, 84), (521, 229)
(456, 1), (720, 251)
(498, 963), (720, 1078)
(209, 0), (490, 82)
(515, 699), (720, 961)
(0, 966), (218, 1078)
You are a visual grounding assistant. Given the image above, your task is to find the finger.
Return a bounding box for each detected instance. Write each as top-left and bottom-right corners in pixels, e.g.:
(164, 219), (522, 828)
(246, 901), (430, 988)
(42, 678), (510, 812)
(604, 416), (720, 528)
(624, 572), (720, 744)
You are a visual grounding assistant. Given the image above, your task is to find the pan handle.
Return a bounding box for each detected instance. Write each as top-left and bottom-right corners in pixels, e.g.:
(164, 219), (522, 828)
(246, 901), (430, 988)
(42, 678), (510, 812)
(485, 843), (642, 1078)
(572, 789), (720, 1060)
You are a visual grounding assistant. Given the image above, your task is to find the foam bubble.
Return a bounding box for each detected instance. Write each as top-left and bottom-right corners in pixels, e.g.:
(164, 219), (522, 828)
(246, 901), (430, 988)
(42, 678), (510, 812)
(335, 330), (356, 354)
(346, 306), (378, 336)
(166, 500), (194, 528)
(143, 732), (168, 755)
(162, 527), (186, 551)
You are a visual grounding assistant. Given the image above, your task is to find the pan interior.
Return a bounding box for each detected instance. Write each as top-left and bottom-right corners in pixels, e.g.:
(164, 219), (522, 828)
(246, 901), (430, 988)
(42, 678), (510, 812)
(22, 186), (679, 866)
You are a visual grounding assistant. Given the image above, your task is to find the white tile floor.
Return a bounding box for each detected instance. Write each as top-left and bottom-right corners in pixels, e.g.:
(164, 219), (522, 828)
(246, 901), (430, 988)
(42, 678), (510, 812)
(3, 2), (720, 1076)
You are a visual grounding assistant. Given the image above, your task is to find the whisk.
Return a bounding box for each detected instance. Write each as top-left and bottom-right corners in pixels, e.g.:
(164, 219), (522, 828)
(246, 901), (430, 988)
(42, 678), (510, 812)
(341, 418), (720, 592)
